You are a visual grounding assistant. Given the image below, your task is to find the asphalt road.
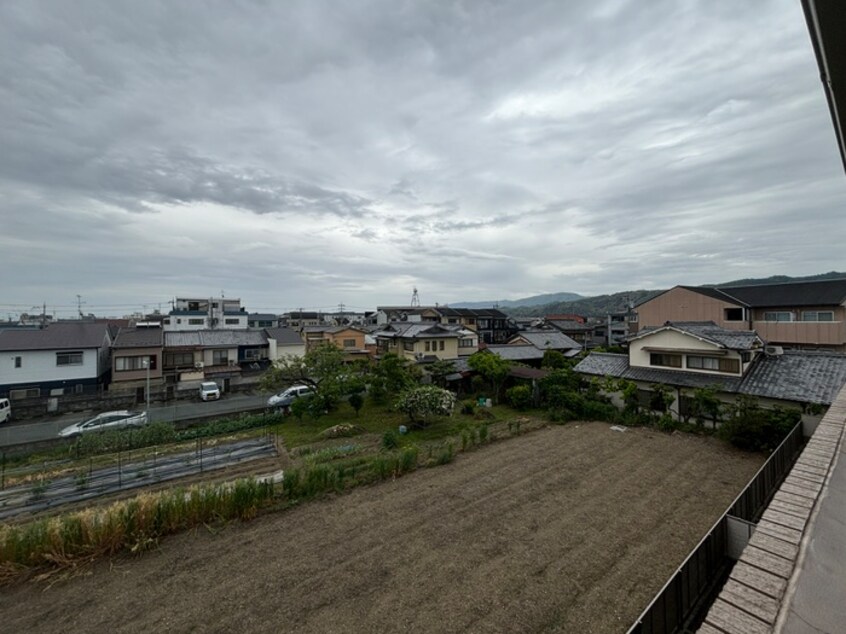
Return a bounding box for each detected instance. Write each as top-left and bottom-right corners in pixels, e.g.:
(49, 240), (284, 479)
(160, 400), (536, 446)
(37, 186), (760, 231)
(0, 393), (270, 448)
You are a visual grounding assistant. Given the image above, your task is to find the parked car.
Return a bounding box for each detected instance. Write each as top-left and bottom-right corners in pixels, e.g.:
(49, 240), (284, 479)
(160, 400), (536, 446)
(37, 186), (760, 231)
(0, 398), (11, 424)
(267, 385), (315, 409)
(58, 410), (148, 438)
(199, 381), (221, 401)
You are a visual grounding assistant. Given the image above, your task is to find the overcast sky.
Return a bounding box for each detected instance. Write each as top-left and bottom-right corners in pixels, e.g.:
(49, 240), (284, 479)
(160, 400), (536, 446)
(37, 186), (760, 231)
(2, 0), (844, 318)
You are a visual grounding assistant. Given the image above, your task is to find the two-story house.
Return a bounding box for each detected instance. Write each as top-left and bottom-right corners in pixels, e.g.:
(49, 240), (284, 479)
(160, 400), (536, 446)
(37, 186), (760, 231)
(634, 279), (846, 352)
(110, 325), (164, 397)
(302, 325), (371, 360)
(575, 321), (846, 426)
(435, 307), (518, 344)
(0, 322), (114, 399)
(374, 322), (478, 361)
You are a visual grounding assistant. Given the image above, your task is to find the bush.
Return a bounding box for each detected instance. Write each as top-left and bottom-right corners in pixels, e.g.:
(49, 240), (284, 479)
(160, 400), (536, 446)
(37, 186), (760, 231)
(470, 375), (487, 395)
(719, 397), (801, 452)
(395, 386), (456, 426)
(506, 385), (532, 411)
(348, 392), (364, 416)
(382, 429), (399, 450)
(461, 400), (476, 415)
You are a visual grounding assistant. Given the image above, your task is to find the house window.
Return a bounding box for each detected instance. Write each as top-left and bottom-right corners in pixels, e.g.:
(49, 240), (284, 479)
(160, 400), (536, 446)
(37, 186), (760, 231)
(801, 311), (834, 322)
(460, 338), (475, 348)
(448, 318), (457, 324)
(116, 355), (156, 371)
(177, 319), (182, 324)
(14, 356), (21, 368)
(343, 339), (356, 348)
(243, 348), (261, 360)
(649, 353), (681, 368)
(164, 352), (194, 367)
(163, 318), (171, 325)
(425, 341), (431, 352)
(403, 341), (414, 351)
(467, 319), (475, 326)
(763, 311), (793, 322)
(439, 340), (445, 351)
(56, 351), (83, 366)
(9, 387), (39, 399)
(75, 384), (84, 394)
(686, 355), (739, 374)
(225, 318), (240, 325)
(478, 320), (490, 329)
(724, 308), (744, 321)
(212, 350), (229, 364)
(188, 318), (204, 325)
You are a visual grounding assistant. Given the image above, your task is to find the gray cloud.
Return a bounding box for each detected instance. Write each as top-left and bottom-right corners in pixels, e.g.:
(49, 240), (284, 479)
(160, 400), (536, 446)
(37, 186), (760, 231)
(1, 0), (845, 316)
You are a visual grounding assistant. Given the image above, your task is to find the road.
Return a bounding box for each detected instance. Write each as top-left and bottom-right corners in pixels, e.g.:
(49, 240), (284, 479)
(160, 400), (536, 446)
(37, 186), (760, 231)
(0, 393), (269, 448)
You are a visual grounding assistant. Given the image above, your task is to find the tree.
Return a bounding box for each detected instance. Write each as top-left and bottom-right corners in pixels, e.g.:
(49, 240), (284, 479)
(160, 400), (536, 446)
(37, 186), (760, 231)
(395, 386), (456, 426)
(467, 352), (511, 403)
(541, 349), (568, 369)
(370, 353), (419, 404)
(348, 392), (364, 416)
(506, 385), (532, 411)
(260, 343), (351, 412)
(687, 386), (723, 428)
(427, 359), (456, 388)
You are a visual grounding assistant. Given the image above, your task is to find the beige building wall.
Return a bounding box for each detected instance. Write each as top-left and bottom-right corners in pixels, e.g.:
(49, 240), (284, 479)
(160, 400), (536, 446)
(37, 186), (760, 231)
(635, 287), (747, 331)
(630, 330), (746, 377)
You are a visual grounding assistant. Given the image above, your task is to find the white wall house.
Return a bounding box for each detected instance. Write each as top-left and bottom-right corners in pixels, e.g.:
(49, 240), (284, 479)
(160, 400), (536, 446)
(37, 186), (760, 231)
(163, 297), (249, 331)
(0, 322), (112, 398)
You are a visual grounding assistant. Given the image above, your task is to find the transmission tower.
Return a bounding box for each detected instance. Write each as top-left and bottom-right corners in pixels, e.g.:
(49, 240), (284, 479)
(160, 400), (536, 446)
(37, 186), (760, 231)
(410, 287), (420, 307)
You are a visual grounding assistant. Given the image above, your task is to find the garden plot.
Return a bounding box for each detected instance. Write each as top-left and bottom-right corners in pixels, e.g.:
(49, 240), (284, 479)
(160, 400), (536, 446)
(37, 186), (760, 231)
(0, 422), (763, 634)
(0, 437), (277, 521)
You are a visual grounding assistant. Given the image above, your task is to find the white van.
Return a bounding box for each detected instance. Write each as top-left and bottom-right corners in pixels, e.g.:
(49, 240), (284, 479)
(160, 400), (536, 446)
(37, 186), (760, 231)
(0, 398), (11, 424)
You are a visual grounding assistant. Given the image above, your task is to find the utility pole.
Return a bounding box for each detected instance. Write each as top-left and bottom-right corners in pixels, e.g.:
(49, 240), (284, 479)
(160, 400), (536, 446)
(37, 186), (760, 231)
(76, 294), (86, 319)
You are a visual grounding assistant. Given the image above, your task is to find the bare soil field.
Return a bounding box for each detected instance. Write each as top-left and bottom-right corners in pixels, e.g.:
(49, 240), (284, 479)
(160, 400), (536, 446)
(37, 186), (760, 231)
(0, 422), (763, 633)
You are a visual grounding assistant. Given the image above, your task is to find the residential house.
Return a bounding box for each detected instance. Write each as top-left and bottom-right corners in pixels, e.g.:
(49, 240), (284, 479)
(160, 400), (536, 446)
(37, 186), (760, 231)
(374, 322), (478, 361)
(435, 307), (518, 344)
(575, 321), (846, 428)
(163, 297), (248, 331)
(248, 313), (279, 329)
(264, 327), (306, 361)
(162, 329), (268, 392)
(373, 306), (442, 326)
(281, 311), (323, 328)
(545, 316), (593, 348)
(302, 325), (371, 360)
(634, 279), (846, 351)
(0, 322), (113, 399)
(110, 325), (164, 396)
(486, 329), (581, 367)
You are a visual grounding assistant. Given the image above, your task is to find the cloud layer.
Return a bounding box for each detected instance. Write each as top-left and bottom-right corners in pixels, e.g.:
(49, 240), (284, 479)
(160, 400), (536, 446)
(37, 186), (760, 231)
(2, 0), (844, 316)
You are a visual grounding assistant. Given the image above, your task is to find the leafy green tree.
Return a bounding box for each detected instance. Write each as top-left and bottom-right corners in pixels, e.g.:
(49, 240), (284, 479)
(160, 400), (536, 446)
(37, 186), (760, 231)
(427, 359), (456, 388)
(506, 385), (532, 410)
(541, 349), (568, 369)
(370, 353), (419, 404)
(395, 386), (456, 426)
(260, 343), (351, 411)
(467, 352), (511, 403)
(688, 386), (723, 428)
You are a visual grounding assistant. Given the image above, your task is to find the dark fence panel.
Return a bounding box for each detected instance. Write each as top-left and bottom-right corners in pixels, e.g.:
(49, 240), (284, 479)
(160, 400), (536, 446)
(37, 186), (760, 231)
(627, 421), (805, 634)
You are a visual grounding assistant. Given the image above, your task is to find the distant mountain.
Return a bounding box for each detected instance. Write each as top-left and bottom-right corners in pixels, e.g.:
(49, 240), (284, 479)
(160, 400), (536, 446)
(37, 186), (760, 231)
(710, 271), (846, 287)
(501, 271), (846, 319)
(449, 291), (584, 309)
(507, 290), (658, 318)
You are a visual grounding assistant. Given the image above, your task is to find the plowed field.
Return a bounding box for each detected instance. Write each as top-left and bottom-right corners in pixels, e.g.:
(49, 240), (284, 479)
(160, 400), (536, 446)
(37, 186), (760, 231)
(0, 422), (763, 633)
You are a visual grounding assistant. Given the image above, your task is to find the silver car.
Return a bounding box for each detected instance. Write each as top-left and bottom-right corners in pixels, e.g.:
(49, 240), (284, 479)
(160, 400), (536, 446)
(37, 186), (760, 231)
(58, 410), (148, 438)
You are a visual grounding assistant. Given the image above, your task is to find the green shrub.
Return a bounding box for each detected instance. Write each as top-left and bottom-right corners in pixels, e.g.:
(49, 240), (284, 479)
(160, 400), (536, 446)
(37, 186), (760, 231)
(382, 429), (399, 450)
(436, 443), (454, 465)
(395, 386), (456, 426)
(506, 385), (532, 411)
(719, 397), (801, 452)
(348, 392), (364, 416)
(470, 375), (487, 395)
(461, 400), (476, 415)
(656, 413), (678, 433)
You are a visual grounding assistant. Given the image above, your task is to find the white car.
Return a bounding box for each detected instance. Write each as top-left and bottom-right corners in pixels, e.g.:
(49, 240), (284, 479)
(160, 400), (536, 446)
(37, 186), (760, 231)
(199, 381), (221, 401)
(267, 385), (314, 409)
(0, 398), (10, 424)
(58, 410), (148, 438)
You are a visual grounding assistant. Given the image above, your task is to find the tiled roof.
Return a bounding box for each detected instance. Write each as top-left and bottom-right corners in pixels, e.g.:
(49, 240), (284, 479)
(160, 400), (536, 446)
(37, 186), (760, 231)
(546, 319), (593, 332)
(374, 323), (463, 339)
(436, 307), (509, 319)
(112, 327), (163, 349)
(264, 327), (303, 345)
(575, 351), (846, 405)
(631, 321), (761, 350)
(164, 330), (268, 348)
(0, 322), (110, 351)
(486, 345), (545, 361)
(718, 278), (846, 308)
(740, 352), (846, 405)
(512, 330), (580, 350)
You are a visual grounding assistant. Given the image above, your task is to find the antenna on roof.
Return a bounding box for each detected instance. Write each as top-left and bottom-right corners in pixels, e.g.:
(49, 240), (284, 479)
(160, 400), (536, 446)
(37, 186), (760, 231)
(76, 294), (86, 320)
(411, 287), (420, 307)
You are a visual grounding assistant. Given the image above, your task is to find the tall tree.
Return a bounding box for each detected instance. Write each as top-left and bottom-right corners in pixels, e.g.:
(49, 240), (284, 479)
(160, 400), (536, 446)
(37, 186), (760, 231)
(467, 352), (511, 403)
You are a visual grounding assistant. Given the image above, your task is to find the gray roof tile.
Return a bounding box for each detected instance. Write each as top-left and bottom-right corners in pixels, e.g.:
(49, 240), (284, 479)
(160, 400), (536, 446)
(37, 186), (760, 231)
(0, 322), (110, 351)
